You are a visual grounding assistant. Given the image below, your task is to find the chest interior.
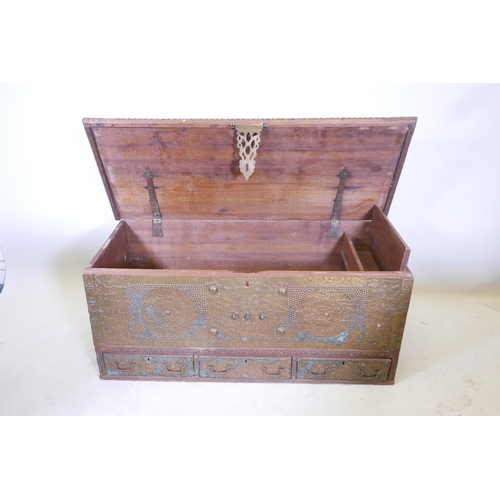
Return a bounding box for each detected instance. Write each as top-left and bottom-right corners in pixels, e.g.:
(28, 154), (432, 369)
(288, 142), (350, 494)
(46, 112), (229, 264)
(84, 118), (414, 275)
(91, 205), (408, 273)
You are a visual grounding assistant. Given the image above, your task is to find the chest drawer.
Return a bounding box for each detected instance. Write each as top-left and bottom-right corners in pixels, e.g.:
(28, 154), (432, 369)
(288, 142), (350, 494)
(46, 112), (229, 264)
(297, 358), (391, 382)
(103, 353), (195, 378)
(199, 356), (292, 380)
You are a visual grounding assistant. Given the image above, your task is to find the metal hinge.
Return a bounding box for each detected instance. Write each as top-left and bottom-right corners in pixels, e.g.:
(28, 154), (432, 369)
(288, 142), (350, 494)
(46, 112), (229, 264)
(328, 166), (351, 238)
(143, 166), (163, 237)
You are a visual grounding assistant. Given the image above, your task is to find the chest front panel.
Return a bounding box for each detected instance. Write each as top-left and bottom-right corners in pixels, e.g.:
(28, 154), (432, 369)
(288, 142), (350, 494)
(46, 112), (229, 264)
(90, 274), (405, 352)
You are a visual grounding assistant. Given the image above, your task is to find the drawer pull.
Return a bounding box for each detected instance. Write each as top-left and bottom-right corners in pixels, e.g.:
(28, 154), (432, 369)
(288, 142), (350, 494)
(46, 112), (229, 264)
(261, 366), (285, 376)
(114, 361), (136, 371)
(360, 368), (382, 378)
(165, 364), (186, 374)
(309, 364), (330, 376)
(208, 363), (233, 374)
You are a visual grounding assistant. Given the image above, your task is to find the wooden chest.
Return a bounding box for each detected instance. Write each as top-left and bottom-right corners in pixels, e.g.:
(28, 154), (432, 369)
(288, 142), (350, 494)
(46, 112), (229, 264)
(83, 117), (416, 384)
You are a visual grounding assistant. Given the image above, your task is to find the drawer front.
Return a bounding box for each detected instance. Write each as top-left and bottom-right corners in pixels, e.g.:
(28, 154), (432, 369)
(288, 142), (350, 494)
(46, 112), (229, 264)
(297, 358), (391, 382)
(103, 353), (195, 378)
(199, 356), (291, 380)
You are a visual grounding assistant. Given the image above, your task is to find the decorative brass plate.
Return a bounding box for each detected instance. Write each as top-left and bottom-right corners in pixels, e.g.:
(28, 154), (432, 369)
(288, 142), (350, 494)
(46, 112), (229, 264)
(288, 285), (368, 344)
(127, 284), (207, 340)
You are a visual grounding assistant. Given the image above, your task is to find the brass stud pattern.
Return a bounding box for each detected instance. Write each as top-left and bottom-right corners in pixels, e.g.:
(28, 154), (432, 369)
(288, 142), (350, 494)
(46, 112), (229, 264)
(126, 283), (207, 341)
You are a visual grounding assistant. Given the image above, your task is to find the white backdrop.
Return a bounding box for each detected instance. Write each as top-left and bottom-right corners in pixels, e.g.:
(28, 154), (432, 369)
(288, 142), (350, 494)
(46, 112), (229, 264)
(1, 83), (499, 291)
(1, 2), (499, 495)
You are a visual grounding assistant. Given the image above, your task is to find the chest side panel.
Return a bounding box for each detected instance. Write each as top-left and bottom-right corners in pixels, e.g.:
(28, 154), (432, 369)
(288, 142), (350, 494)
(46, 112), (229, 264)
(92, 274), (406, 352)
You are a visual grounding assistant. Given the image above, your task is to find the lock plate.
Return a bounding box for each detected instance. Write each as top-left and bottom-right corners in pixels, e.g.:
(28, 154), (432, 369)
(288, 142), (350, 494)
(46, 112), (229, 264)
(235, 124), (264, 181)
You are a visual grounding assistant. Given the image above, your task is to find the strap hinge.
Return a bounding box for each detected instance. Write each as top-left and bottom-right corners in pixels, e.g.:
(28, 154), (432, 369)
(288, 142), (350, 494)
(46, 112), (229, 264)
(143, 166), (164, 237)
(328, 166), (351, 238)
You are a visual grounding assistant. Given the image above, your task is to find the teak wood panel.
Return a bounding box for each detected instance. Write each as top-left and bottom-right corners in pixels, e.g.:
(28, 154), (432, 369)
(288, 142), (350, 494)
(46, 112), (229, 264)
(341, 233), (364, 271)
(84, 118), (416, 222)
(371, 205), (410, 272)
(89, 209), (410, 274)
(91, 219), (375, 272)
(89, 221), (129, 269)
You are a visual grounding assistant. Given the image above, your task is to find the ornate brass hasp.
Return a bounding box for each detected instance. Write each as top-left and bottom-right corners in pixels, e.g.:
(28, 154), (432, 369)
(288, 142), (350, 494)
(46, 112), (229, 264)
(143, 166), (163, 237)
(230, 123), (267, 181)
(328, 166), (351, 238)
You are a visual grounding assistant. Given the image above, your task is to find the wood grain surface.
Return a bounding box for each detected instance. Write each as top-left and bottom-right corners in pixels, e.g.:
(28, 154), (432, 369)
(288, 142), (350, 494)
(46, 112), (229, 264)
(83, 118), (417, 222)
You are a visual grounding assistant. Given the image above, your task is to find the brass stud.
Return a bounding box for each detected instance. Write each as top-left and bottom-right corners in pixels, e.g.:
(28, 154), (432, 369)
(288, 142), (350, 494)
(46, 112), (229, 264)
(208, 285), (219, 294)
(209, 328), (218, 336)
(244, 312), (251, 320)
(259, 313), (265, 320)
(276, 327), (286, 335)
(231, 312), (238, 320)
(278, 287), (287, 296)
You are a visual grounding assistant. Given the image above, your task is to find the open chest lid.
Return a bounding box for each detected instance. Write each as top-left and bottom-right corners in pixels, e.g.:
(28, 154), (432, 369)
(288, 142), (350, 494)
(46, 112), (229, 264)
(83, 117), (417, 224)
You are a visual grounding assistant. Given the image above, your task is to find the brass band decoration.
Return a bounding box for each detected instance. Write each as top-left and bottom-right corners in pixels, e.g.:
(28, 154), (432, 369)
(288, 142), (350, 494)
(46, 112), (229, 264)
(235, 124), (263, 181)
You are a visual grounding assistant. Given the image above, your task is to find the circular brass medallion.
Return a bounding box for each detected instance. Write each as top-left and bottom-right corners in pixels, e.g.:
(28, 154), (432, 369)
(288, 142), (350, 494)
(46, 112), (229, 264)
(296, 289), (358, 337)
(141, 287), (196, 331)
